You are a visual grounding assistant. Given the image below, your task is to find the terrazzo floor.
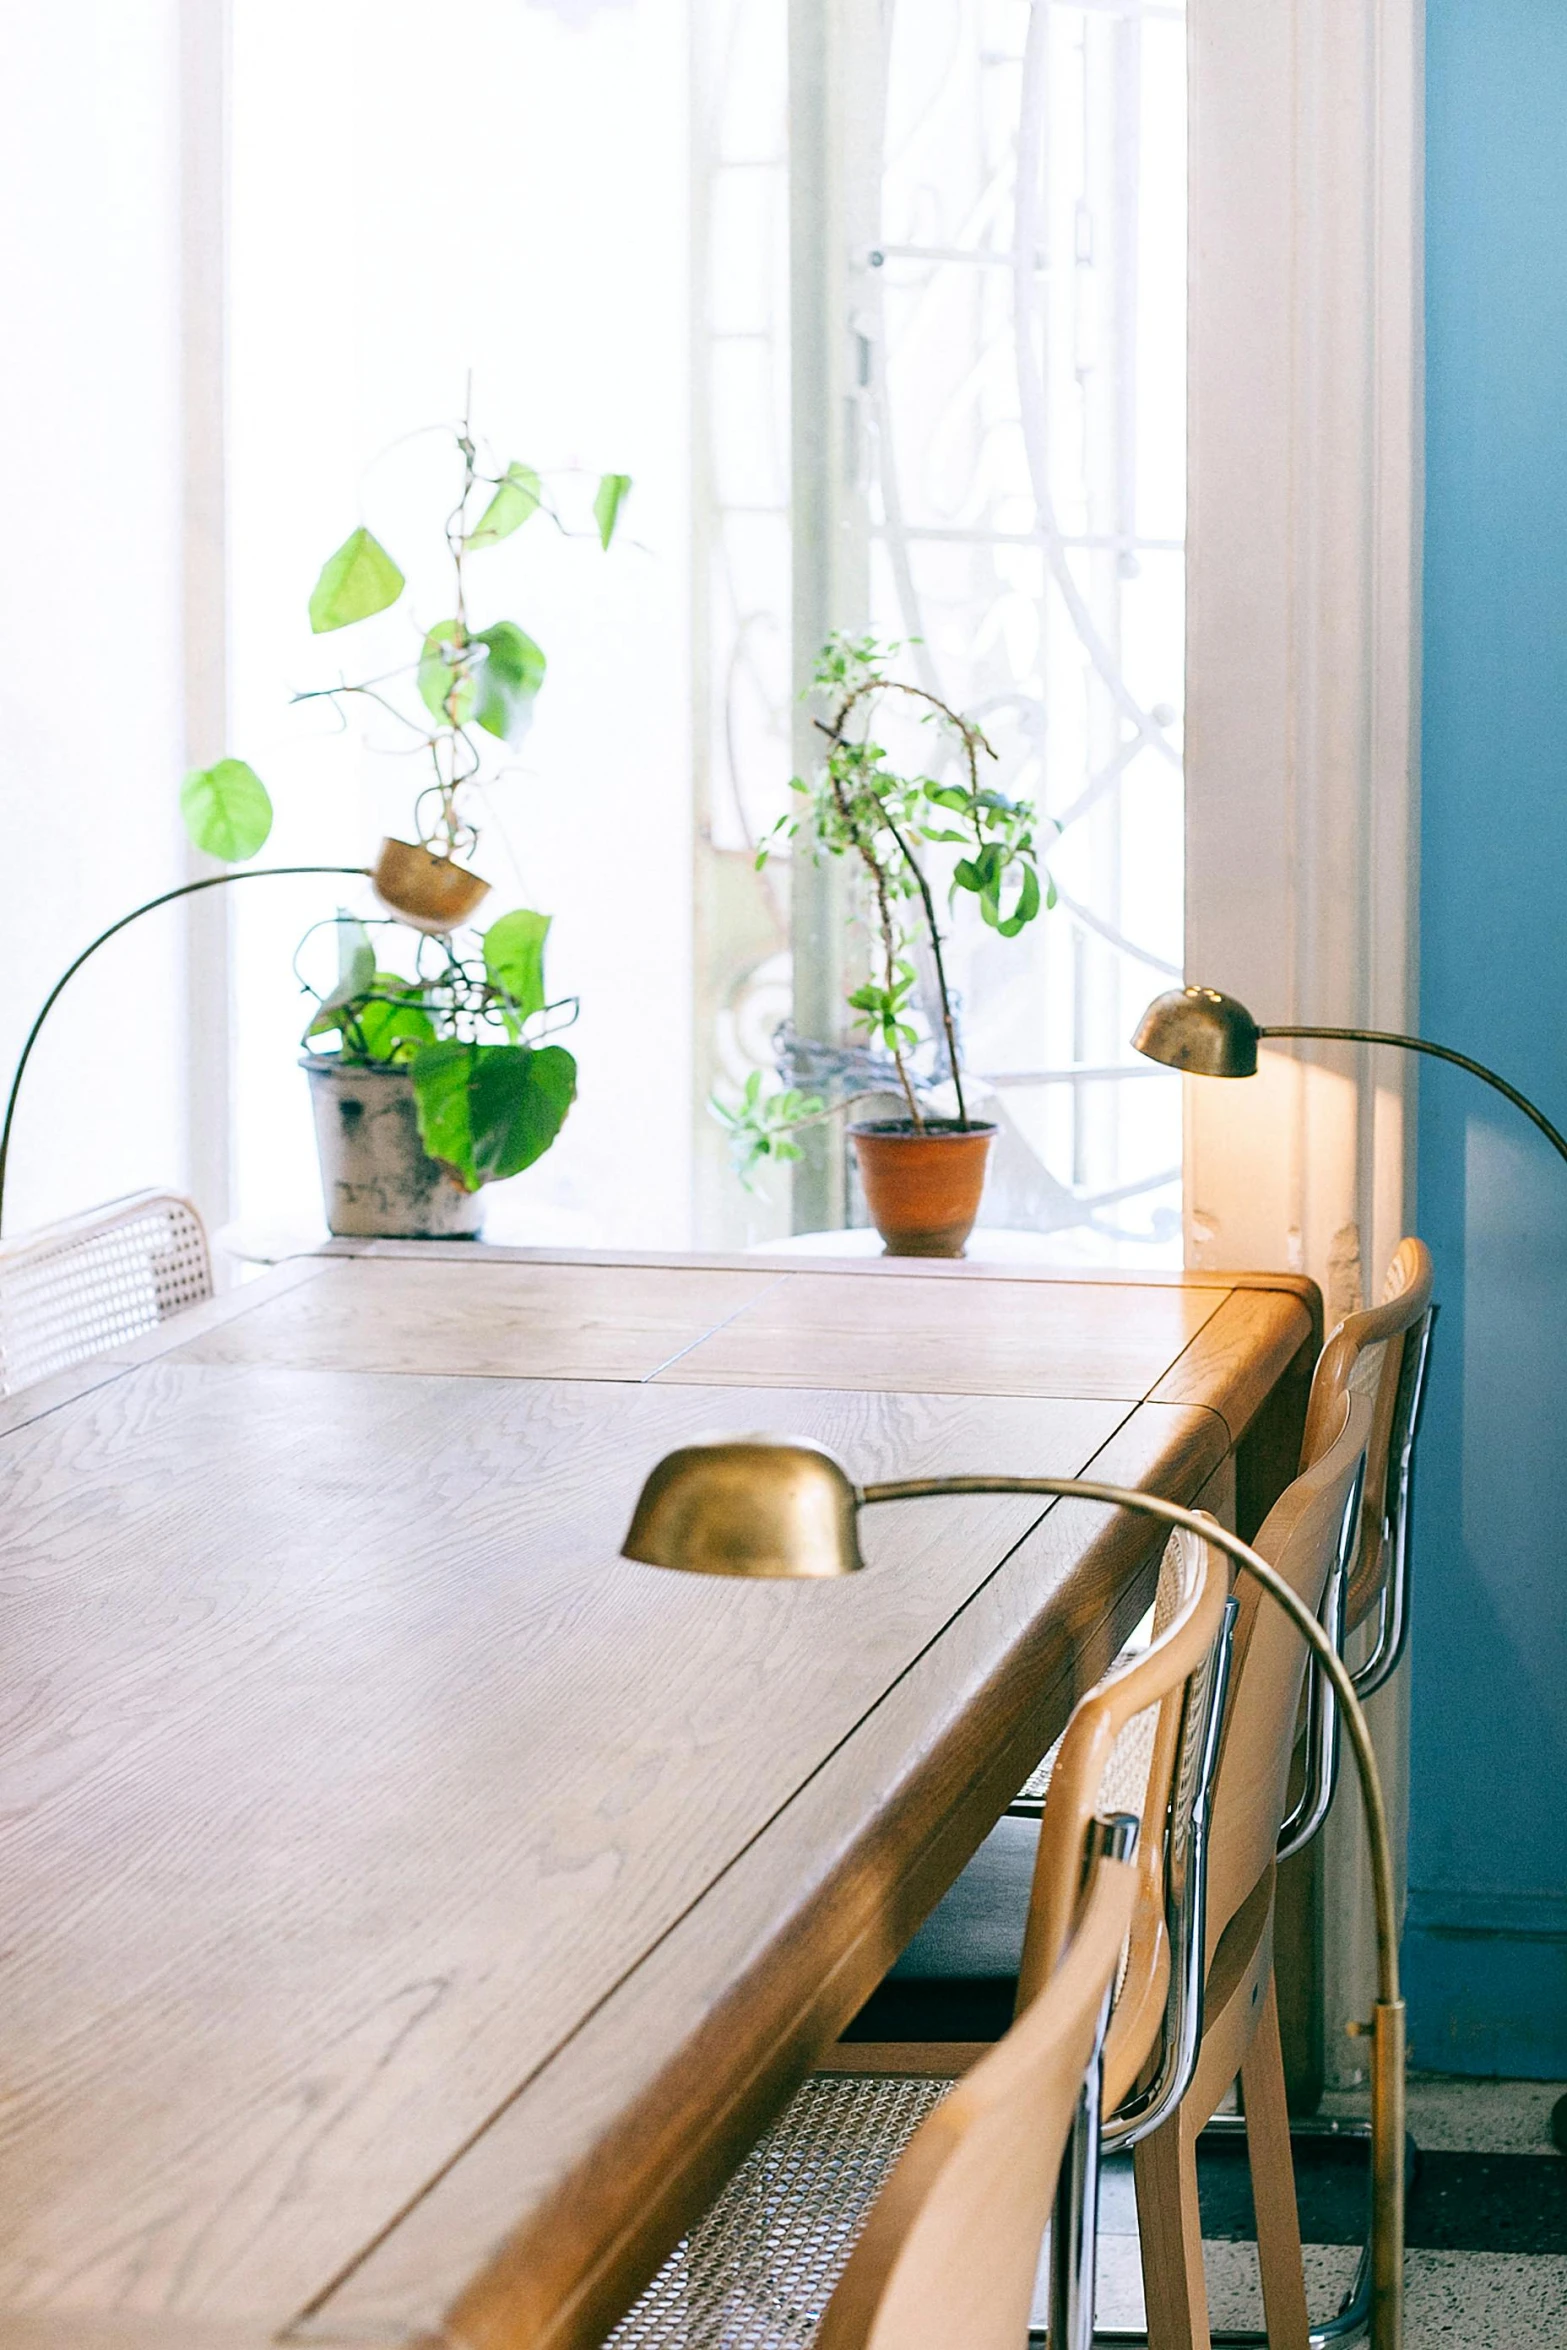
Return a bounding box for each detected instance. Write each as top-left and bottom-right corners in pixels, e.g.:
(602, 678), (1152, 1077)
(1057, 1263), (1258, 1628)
(1028, 2073), (1567, 2346)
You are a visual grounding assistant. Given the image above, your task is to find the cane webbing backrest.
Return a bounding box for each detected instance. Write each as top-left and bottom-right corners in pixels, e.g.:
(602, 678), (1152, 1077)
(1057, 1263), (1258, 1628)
(0, 1191), (212, 1396)
(817, 1852), (1137, 2350)
(1299, 1236), (1432, 1630)
(603, 1855), (1136, 2350)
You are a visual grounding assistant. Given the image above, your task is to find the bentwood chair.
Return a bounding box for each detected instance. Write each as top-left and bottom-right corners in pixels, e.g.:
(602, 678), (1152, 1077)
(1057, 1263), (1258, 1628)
(606, 1518), (1231, 2350)
(1192, 1242), (1432, 2350)
(609, 1828), (1140, 2350)
(1125, 1391), (1371, 2350)
(0, 1190), (212, 1396)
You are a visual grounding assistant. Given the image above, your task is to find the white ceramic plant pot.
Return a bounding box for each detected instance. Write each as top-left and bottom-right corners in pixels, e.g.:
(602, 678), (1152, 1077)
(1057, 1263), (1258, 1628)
(302, 1056), (485, 1240)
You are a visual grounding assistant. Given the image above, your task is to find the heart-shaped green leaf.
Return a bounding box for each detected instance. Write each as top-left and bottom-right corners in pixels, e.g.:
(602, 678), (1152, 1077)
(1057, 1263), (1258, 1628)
(470, 620), (546, 741)
(409, 1040), (576, 1189)
(417, 621), (478, 728)
(469, 1043), (576, 1178)
(483, 907), (551, 1023)
(593, 472), (632, 549)
(180, 758), (273, 861)
(308, 526), (406, 633)
(467, 462), (542, 550)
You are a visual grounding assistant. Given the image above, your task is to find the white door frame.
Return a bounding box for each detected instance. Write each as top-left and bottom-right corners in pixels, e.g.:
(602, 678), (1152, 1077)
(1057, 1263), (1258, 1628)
(1185, 0), (1423, 2084)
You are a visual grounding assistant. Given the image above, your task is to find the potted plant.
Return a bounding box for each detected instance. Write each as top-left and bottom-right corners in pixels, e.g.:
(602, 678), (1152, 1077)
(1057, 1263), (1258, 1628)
(178, 409), (630, 1238)
(717, 635), (1050, 1256)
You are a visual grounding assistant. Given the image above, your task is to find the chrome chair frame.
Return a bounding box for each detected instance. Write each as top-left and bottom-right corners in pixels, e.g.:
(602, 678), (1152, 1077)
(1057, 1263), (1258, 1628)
(1277, 1304), (1435, 1866)
(1032, 1600), (1238, 2348)
(1087, 1456), (1371, 2350)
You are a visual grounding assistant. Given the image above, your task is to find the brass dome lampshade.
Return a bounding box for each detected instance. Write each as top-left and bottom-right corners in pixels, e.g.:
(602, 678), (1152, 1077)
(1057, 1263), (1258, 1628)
(1133, 985), (1567, 1166)
(624, 1435), (866, 1580)
(622, 1435), (1407, 2350)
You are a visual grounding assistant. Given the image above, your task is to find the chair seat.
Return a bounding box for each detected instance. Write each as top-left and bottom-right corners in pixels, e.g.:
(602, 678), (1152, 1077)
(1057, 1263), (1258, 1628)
(605, 2075), (952, 2349)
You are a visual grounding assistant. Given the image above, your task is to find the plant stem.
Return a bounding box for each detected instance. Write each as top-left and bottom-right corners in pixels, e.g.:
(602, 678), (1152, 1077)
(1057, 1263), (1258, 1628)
(878, 803), (969, 1127)
(824, 671), (993, 1131)
(827, 764), (924, 1131)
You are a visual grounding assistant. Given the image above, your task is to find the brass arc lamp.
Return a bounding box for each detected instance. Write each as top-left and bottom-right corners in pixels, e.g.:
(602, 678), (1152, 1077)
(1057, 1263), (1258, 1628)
(622, 1435), (1407, 2350)
(1131, 985), (1567, 1167)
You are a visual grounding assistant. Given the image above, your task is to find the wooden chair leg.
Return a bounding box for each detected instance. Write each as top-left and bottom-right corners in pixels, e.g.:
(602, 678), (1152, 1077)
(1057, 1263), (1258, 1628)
(1239, 1969), (1310, 2350)
(1133, 2107), (1210, 2350)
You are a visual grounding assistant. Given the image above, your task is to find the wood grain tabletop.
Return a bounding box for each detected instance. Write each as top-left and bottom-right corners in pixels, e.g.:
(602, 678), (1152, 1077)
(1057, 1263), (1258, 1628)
(0, 1247), (1316, 2350)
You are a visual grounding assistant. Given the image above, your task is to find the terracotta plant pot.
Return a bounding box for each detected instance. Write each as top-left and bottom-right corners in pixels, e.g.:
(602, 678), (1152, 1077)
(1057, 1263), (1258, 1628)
(371, 837), (492, 935)
(302, 1056), (485, 1239)
(849, 1119), (996, 1258)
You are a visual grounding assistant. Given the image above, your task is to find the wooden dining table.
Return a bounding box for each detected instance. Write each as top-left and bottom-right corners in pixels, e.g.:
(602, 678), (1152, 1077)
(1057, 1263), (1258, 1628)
(0, 1242), (1317, 2350)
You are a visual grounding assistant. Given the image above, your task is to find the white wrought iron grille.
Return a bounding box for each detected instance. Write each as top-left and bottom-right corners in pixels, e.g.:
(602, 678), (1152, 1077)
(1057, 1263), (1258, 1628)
(692, 0), (1185, 1254)
(862, 0), (1186, 1254)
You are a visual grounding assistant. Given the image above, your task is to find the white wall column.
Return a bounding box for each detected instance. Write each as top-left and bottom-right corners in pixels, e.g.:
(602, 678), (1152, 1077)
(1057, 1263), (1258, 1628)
(1185, 0), (1423, 2085)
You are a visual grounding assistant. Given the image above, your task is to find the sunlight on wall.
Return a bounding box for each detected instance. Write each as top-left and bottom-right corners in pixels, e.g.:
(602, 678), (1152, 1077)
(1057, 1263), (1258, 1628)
(1185, 1048), (1364, 1317)
(228, 0), (691, 1248)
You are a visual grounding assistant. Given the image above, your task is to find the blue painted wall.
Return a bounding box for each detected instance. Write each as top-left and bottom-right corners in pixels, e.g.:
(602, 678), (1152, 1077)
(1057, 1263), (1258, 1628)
(1414, 0), (1567, 2076)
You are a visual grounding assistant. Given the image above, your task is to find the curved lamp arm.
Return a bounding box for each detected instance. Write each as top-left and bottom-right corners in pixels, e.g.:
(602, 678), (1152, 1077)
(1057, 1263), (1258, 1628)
(0, 865), (371, 1237)
(856, 1474), (1405, 2350)
(1261, 1025), (1567, 1168)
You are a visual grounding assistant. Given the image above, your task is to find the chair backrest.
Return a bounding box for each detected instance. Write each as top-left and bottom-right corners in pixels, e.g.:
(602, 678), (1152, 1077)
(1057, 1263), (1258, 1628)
(1014, 1519), (1230, 2105)
(0, 1191), (212, 1397)
(816, 1847), (1138, 2350)
(1203, 1390), (1372, 1961)
(1299, 1235), (1433, 1630)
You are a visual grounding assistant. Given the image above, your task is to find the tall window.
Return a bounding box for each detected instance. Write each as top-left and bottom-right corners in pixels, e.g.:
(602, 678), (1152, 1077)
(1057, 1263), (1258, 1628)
(226, 0), (1182, 1257)
(697, 0), (1186, 1257)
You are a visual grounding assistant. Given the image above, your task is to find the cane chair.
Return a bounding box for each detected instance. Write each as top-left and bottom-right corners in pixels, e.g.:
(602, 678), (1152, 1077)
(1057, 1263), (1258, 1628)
(1123, 1391), (1372, 2350)
(841, 1526), (1232, 2067)
(605, 1829), (1139, 2350)
(0, 1190), (212, 1397)
(605, 1523), (1229, 2350)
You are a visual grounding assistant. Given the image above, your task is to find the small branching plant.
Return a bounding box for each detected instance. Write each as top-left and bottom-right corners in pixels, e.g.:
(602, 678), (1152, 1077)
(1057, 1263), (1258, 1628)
(715, 634), (1052, 1184)
(178, 400), (630, 1193)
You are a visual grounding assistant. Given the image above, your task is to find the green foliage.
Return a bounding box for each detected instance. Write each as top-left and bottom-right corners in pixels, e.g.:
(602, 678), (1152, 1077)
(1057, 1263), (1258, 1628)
(482, 907), (551, 1026)
(416, 619), (546, 741)
(180, 759), (274, 861)
(846, 960), (920, 1057)
(470, 620), (547, 741)
(178, 412), (627, 1198)
(317, 914), (377, 1018)
(593, 472), (632, 549)
(410, 1040), (577, 1191)
(417, 622), (479, 729)
(743, 632), (1051, 1159)
(308, 526), (406, 632)
(302, 920), (437, 1064)
(466, 462), (542, 549)
(298, 903), (570, 1189)
(710, 1070), (826, 1188)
